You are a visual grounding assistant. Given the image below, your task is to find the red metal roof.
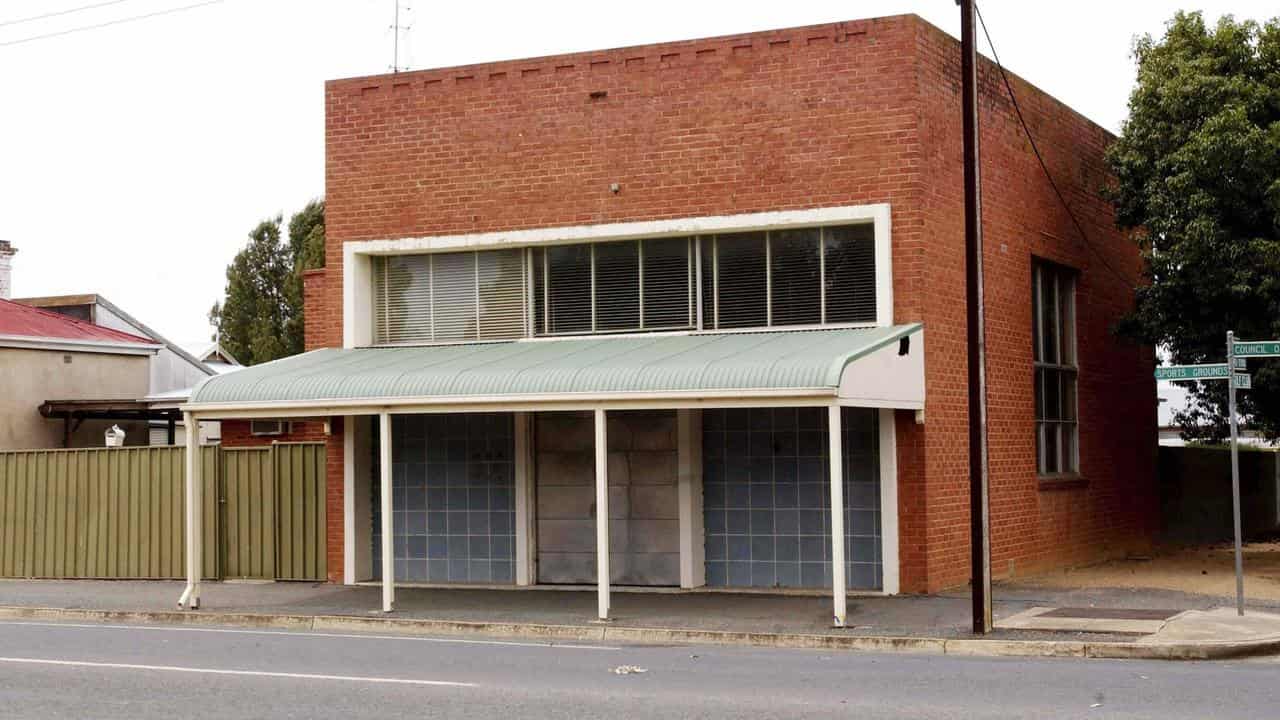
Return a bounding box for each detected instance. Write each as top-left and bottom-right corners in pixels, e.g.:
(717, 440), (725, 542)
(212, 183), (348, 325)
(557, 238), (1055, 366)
(0, 298), (156, 345)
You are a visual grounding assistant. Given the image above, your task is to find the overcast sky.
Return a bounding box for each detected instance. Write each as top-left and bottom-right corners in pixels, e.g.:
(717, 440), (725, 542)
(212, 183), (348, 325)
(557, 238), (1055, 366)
(0, 0), (1273, 348)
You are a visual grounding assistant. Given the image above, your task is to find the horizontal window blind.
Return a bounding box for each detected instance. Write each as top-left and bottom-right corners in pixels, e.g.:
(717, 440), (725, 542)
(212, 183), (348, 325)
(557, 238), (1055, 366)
(372, 249), (528, 344)
(534, 238), (694, 336)
(823, 224), (877, 324)
(704, 223), (877, 330)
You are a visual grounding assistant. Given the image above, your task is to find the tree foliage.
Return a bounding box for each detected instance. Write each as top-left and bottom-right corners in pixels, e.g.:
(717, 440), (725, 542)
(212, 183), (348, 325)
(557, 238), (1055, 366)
(1107, 12), (1280, 441)
(209, 200), (325, 365)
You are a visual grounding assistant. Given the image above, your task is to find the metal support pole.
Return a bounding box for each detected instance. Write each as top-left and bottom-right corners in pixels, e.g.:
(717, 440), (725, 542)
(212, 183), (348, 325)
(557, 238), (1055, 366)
(959, 0), (992, 635)
(594, 408), (610, 621)
(1227, 331), (1245, 616)
(380, 412), (395, 613)
(178, 411), (201, 609)
(829, 405), (847, 628)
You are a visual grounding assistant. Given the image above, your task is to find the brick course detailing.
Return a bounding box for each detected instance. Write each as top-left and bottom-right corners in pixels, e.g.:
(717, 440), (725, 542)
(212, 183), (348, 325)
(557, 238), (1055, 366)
(318, 14), (1156, 592)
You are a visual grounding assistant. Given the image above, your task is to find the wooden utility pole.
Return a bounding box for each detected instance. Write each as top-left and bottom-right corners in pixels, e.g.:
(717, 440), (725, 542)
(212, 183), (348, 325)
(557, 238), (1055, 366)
(959, 0), (993, 634)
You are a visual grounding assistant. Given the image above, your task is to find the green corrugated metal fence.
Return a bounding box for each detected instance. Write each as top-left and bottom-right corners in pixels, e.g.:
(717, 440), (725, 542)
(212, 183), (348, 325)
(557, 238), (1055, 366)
(0, 443), (325, 581)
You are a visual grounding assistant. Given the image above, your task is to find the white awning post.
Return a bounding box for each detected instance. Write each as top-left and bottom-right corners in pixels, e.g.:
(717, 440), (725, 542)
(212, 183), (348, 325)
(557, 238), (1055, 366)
(829, 405), (847, 627)
(594, 408), (610, 621)
(178, 411), (201, 610)
(380, 412), (395, 613)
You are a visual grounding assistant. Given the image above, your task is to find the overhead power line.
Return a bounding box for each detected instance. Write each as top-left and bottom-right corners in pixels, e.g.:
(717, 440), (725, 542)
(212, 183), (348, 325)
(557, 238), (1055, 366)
(974, 3), (1135, 290)
(0, 0), (224, 48)
(0, 0), (133, 28)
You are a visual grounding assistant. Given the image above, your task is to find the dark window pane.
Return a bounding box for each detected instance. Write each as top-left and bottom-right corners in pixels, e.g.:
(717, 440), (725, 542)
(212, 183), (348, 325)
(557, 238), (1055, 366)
(1040, 270), (1058, 363)
(544, 244), (592, 334)
(714, 232), (767, 329)
(594, 241), (640, 332)
(770, 228), (821, 326)
(824, 224), (877, 323)
(642, 237), (692, 329)
(1043, 423), (1060, 474)
(1044, 368), (1062, 420)
(1031, 266), (1042, 363)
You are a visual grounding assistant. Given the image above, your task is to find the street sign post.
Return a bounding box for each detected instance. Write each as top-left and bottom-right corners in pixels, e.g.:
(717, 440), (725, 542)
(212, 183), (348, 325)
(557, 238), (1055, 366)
(1152, 332), (1280, 617)
(1226, 332), (1244, 617)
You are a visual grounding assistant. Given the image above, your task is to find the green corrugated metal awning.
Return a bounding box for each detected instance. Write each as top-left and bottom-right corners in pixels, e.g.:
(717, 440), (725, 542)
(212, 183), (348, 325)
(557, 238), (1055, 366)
(186, 324), (923, 415)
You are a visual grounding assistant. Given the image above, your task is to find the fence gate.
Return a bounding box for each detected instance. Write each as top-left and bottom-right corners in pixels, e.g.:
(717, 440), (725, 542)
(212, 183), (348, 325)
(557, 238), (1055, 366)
(0, 443), (325, 581)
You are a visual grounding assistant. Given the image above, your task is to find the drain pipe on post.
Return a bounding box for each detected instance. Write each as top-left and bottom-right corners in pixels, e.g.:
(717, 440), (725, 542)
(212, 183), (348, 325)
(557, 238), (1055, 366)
(178, 411), (201, 609)
(380, 412), (395, 613)
(594, 408), (611, 622)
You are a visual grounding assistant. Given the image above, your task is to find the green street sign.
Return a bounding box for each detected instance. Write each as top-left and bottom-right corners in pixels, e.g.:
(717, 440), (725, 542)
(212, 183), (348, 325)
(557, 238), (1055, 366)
(1233, 341), (1280, 358)
(1154, 364), (1230, 381)
(1234, 373), (1252, 390)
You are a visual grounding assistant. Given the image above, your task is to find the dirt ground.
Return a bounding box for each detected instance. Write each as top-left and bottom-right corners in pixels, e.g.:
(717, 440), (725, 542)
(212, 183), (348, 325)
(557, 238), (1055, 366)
(1022, 542), (1280, 602)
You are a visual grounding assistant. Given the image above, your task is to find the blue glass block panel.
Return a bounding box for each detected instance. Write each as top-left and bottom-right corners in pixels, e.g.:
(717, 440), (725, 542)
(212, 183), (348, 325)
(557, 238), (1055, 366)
(468, 511), (490, 535)
(726, 510), (750, 534)
(428, 559), (450, 581)
(775, 536), (799, 562)
(448, 558), (470, 582)
(751, 561), (775, 587)
(706, 562), (727, 586)
(406, 536), (427, 558)
(705, 535), (727, 561)
(749, 484), (773, 509)
(428, 537), (449, 559)
(726, 483), (750, 509)
(491, 561), (514, 584)
(427, 512), (448, 535)
(468, 560), (492, 583)
(750, 510), (773, 535)
(727, 561), (751, 587)
(491, 536), (513, 561)
(800, 562), (826, 588)
(704, 509), (726, 534)
(750, 536), (775, 561)
(469, 536), (490, 559)
(727, 535), (751, 562)
(775, 562), (801, 588)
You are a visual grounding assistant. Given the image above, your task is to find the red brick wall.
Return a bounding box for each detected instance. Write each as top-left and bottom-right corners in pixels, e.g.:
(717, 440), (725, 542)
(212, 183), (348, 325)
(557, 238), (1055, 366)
(910, 21), (1156, 590)
(220, 420), (327, 447)
(320, 14), (1156, 590)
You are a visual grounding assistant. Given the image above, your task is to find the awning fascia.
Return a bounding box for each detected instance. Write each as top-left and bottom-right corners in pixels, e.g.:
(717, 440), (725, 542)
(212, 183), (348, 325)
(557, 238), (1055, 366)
(183, 387), (839, 420)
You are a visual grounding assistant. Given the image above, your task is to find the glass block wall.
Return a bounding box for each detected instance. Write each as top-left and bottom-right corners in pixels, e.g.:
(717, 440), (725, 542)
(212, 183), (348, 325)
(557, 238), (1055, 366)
(372, 413), (516, 583)
(702, 407), (881, 590)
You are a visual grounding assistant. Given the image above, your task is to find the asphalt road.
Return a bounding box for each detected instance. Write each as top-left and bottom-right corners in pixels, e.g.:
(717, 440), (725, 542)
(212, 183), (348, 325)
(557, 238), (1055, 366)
(0, 620), (1275, 719)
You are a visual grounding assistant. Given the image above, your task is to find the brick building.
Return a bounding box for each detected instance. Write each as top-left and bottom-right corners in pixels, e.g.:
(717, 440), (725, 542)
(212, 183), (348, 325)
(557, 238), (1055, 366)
(195, 14), (1156, 618)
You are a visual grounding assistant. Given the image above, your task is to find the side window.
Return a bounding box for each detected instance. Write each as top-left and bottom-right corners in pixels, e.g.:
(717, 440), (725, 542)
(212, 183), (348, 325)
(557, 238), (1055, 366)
(1032, 260), (1079, 475)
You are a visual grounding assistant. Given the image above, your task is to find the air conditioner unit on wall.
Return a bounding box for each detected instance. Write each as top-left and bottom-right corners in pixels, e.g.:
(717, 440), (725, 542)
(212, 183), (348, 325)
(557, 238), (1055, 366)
(250, 420), (291, 437)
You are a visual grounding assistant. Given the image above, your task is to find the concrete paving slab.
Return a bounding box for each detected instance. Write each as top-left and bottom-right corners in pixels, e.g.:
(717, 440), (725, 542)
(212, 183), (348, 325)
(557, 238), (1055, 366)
(998, 607), (1172, 635)
(1139, 607), (1280, 646)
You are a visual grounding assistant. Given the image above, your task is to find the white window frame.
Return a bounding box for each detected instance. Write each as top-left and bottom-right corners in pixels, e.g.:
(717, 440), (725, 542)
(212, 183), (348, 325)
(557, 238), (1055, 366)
(344, 204), (892, 348)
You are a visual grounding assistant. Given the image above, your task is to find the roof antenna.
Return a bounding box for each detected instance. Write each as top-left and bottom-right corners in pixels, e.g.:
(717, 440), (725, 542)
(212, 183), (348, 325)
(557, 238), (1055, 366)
(390, 1), (412, 72)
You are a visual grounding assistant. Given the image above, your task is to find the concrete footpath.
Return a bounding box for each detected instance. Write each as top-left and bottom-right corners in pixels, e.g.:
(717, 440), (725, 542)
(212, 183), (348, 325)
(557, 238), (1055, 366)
(2, 579), (1279, 661)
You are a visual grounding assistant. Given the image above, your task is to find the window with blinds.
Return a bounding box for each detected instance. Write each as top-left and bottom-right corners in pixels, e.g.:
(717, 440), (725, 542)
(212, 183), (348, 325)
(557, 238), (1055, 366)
(369, 221), (878, 344)
(372, 248), (527, 344)
(533, 238), (695, 336)
(701, 224), (877, 330)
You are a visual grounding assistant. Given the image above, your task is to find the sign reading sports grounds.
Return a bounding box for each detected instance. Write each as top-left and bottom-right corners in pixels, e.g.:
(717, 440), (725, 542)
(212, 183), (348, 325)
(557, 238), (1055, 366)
(1154, 364), (1230, 380)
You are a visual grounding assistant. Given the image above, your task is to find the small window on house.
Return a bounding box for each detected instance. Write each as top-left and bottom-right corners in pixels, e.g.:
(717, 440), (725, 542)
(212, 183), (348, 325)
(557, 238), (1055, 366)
(1033, 260), (1078, 476)
(250, 420), (290, 437)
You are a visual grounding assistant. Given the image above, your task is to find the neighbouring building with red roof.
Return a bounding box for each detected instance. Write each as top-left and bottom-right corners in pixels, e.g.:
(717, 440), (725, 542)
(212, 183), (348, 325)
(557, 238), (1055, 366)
(0, 297), (161, 449)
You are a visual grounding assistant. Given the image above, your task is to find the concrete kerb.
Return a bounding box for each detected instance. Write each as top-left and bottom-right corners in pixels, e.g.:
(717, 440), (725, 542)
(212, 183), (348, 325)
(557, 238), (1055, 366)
(0, 605), (1277, 661)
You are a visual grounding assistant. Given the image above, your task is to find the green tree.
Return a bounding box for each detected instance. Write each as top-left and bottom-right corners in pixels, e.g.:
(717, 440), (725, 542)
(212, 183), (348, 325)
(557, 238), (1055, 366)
(1107, 12), (1280, 442)
(210, 200), (325, 365)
